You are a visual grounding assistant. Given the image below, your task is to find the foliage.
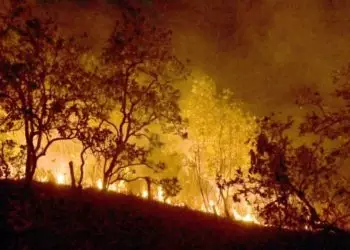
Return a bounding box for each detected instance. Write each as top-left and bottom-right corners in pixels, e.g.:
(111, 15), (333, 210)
(84, 6), (186, 190)
(218, 64), (350, 231)
(0, 1), (187, 191)
(180, 75), (256, 213)
(0, 1), (96, 184)
(298, 63), (350, 162)
(159, 177), (182, 200)
(0, 139), (25, 179)
(218, 111), (350, 231)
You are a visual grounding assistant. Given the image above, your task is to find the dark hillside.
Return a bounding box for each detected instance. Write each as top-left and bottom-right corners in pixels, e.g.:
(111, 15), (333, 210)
(0, 180), (349, 250)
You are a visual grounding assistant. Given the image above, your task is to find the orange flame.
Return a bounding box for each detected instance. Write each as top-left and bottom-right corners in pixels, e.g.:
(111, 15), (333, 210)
(141, 190), (148, 199)
(232, 207), (259, 224)
(56, 173), (65, 185)
(46, 171), (260, 226)
(96, 179), (103, 190)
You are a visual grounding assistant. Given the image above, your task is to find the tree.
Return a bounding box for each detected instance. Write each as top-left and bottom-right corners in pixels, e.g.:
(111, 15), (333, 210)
(0, 2), (93, 185)
(74, 122), (108, 189)
(296, 63), (350, 231)
(180, 76), (256, 216)
(298, 63), (350, 166)
(90, 7), (186, 190)
(218, 64), (350, 231)
(0, 139), (25, 179)
(158, 177), (182, 202)
(219, 112), (350, 231)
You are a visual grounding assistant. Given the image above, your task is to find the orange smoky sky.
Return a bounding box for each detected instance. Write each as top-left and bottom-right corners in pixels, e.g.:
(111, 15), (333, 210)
(5, 0), (350, 115)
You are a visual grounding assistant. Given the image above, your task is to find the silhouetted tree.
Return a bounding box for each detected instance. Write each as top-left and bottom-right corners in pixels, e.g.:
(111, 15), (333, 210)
(298, 63), (350, 166)
(0, 139), (25, 179)
(218, 113), (350, 232)
(296, 63), (350, 231)
(0, 2), (93, 185)
(93, 7), (186, 190)
(74, 123), (107, 189)
(218, 64), (350, 231)
(68, 161), (76, 188)
(159, 177), (182, 201)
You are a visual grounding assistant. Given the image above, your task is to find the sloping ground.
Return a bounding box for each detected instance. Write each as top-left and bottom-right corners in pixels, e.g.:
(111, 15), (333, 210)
(0, 180), (349, 250)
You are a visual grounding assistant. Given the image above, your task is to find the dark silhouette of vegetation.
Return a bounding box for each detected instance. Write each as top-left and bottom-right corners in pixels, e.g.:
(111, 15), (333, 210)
(0, 139), (25, 179)
(159, 177), (182, 201)
(68, 161), (76, 188)
(86, 7), (187, 190)
(1, 180), (349, 250)
(0, 1), (186, 190)
(218, 64), (350, 231)
(0, 3), (349, 247)
(0, 1), (95, 186)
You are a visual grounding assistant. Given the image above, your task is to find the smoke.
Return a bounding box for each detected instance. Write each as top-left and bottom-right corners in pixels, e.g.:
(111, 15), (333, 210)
(5, 0), (350, 115)
(156, 0), (350, 114)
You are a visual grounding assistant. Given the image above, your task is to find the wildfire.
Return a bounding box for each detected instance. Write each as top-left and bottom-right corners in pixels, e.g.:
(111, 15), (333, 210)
(142, 190), (148, 198)
(97, 179), (103, 190)
(39, 176), (48, 182)
(109, 183), (117, 191)
(232, 207), (259, 224)
(155, 186), (164, 202)
(95, 179), (127, 192)
(56, 173), (65, 185)
(117, 180), (126, 193)
(33, 170), (261, 226)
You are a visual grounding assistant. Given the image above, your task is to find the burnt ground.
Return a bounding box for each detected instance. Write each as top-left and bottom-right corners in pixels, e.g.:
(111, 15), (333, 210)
(0, 180), (349, 250)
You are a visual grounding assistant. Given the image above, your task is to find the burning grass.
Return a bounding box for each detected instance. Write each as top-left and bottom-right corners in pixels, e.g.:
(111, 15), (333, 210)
(0, 180), (349, 250)
(31, 169), (261, 225)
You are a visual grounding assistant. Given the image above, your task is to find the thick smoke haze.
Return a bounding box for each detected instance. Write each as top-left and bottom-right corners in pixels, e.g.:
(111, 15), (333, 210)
(158, 0), (350, 114)
(5, 0), (350, 115)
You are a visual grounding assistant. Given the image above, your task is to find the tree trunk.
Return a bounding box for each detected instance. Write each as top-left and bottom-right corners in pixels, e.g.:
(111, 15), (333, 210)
(77, 147), (88, 189)
(68, 161), (76, 189)
(24, 153), (37, 187)
(24, 121), (37, 187)
(102, 174), (109, 191)
(219, 188), (231, 218)
(77, 163), (84, 189)
(24, 151), (32, 185)
(198, 177), (209, 212)
(145, 177), (152, 200)
(103, 160), (115, 191)
(24, 167), (35, 187)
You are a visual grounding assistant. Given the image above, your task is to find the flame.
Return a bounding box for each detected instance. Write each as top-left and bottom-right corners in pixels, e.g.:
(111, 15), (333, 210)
(32, 170), (262, 226)
(94, 179), (127, 192)
(56, 173), (65, 185)
(232, 207), (259, 224)
(117, 180), (126, 193)
(1, 74), (262, 227)
(109, 183), (117, 191)
(155, 186), (164, 202)
(97, 179), (103, 190)
(142, 190), (148, 198)
(39, 176), (48, 182)
(206, 200), (221, 215)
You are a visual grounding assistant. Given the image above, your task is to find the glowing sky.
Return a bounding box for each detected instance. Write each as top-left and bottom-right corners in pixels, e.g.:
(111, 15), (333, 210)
(9, 0), (350, 115)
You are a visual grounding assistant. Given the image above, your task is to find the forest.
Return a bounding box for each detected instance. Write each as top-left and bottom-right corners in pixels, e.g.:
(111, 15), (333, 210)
(0, 0), (349, 242)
